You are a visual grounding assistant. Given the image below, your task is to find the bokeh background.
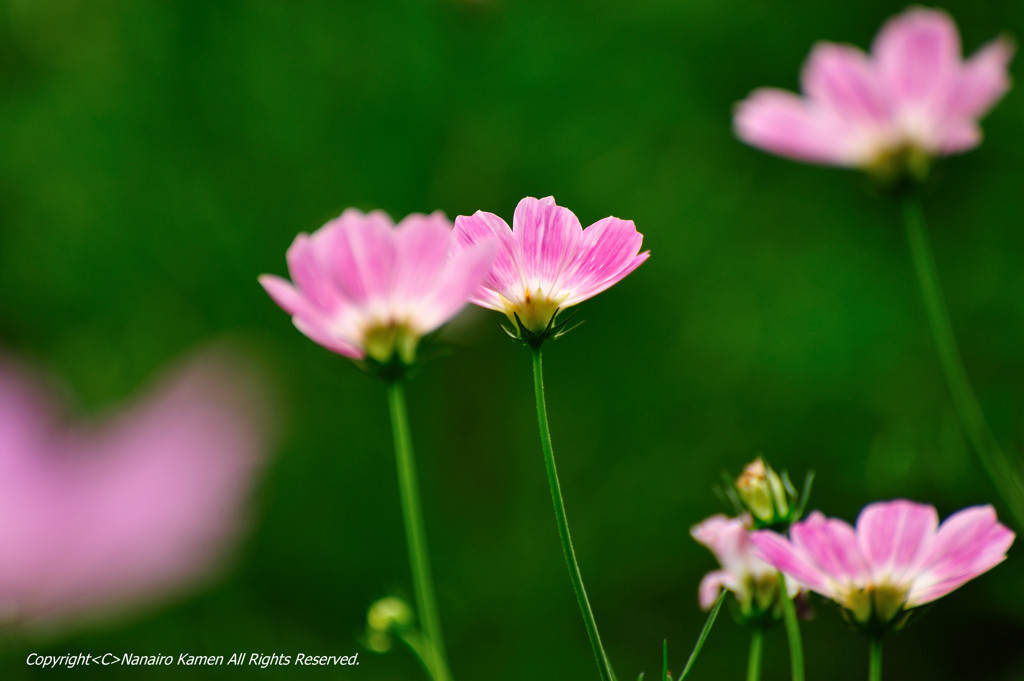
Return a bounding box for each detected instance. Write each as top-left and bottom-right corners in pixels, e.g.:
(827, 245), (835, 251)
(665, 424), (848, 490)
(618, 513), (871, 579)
(2, 0), (1023, 679)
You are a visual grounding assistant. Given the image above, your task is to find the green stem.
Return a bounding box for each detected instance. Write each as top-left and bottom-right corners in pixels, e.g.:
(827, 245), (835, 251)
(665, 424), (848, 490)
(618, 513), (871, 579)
(531, 348), (616, 681)
(868, 637), (883, 681)
(677, 590), (725, 681)
(746, 628), (764, 681)
(903, 197), (1024, 530)
(778, 574), (804, 681)
(387, 382), (452, 681)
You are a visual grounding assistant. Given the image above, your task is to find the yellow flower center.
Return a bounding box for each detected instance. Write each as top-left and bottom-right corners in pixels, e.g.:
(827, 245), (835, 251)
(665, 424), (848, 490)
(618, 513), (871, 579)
(501, 288), (567, 334)
(363, 322), (419, 365)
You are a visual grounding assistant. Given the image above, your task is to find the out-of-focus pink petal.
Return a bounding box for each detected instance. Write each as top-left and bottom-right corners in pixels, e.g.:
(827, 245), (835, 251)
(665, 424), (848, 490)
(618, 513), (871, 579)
(691, 515), (747, 574)
(286, 235), (344, 314)
(873, 7), (961, 108)
(802, 42), (888, 124)
(698, 570), (738, 611)
(511, 196), (582, 295)
(907, 505), (1015, 606)
(791, 512), (868, 584)
(734, 88), (860, 165)
(560, 217), (648, 307)
(856, 500), (938, 582)
(0, 348), (271, 627)
(938, 119), (983, 154)
(415, 239), (497, 334)
(950, 37), (1016, 119)
(293, 316), (364, 359)
(391, 212), (453, 318)
(258, 275), (309, 318)
(750, 529), (834, 597)
(452, 211), (522, 311)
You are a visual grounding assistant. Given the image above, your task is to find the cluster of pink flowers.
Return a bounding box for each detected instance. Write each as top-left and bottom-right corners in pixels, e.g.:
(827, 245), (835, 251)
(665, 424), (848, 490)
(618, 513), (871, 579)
(695, 493), (1014, 631)
(260, 196), (649, 362)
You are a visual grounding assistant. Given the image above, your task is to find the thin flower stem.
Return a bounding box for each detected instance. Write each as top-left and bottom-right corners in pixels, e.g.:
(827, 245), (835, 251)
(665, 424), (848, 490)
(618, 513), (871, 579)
(531, 348), (616, 681)
(386, 381), (452, 681)
(903, 197), (1024, 530)
(868, 637), (883, 681)
(778, 574), (805, 681)
(746, 628), (764, 681)
(677, 590), (726, 681)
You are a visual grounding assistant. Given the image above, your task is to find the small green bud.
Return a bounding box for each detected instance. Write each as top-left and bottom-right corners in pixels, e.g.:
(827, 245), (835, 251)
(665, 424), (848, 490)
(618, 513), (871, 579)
(367, 596), (414, 634)
(735, 458), (798, 529)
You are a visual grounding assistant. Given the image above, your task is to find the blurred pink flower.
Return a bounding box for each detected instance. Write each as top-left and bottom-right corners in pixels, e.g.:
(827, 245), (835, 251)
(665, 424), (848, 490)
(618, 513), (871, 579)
(0, 350), (269, 629)
(451, 196), (649, 334)
(735, 7), (1014, 171)
(260, 209), (495, 365)
(692, 514), (796, 614)
(751, 500), (1014, 626)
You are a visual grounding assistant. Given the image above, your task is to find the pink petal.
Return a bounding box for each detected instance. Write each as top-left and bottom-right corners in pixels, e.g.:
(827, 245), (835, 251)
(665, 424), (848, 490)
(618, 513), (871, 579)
(320, 209), (395, 309)
(856, 500), (938, 582)
(511, 197), (583, 295)
(452, 211), (522, 310)
(390, 212), (453, 317)
(949, 36), (1015, 119)
(907, 505), (1015, 606)
(873, 7), (961, 109)
(414, 238), (497, 334)
(937, 118), (982, 155)
(0, 349), (270, 626)
(258, 274), (310, 318)
(698, 570), (738, 611)
(802, 42), (888, 125)
(560, 216), (648, 307)
(750, 528), (833, 597)
(285, 234), (344, 314)
(293, 316), (364, 359)
(791, 512), (869, 584)
(691, 515), (748, 574)
(734, 88), (861, 165)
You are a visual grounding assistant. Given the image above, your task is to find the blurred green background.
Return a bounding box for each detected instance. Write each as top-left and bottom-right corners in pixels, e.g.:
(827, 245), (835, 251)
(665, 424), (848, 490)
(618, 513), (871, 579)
(2, 0), (1023, 679)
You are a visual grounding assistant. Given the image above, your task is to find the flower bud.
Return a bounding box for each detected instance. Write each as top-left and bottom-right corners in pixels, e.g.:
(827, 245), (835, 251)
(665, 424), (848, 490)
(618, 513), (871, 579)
(733, 458), (803, 530)
(367, 596), (414, 634)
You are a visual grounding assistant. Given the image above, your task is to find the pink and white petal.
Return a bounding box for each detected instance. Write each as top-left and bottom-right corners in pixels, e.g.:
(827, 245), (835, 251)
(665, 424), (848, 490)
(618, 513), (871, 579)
(698, 569), (739, 611)
(293, 315), (364, 359)
(452, 211), (521, 310)
(936, 118), (982, 155)
(907, 505), (1015, 606)
(855, 500), (938, 582)
(285, 235), (345, 313)
(949, 37), (1015, 119)
(390, 212), (453, 316)
(872, 8), (961, 110)
(412, 239), (497, 334)
(559, 217), (647, 306)
(323, 209), (395, 309)
(734, 88), (864, 166)
(511, 197), (583, 295)
(790, 512), (869, 585)
(259, 275), (312, 318)
(750, 529), (834, 597)
(802, 42), (889, 125)
(691, 515), (749, 575)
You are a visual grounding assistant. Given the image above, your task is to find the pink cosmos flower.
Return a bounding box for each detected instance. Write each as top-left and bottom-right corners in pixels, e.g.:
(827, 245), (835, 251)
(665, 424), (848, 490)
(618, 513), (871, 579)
(0, 349), (269, 629)
(451, 196), (649, 335)
(692, 514), (797, 615)
(735, 7), (1014, 171)
(260, 209), (496, 364)
(751, 500), (1014, 626)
